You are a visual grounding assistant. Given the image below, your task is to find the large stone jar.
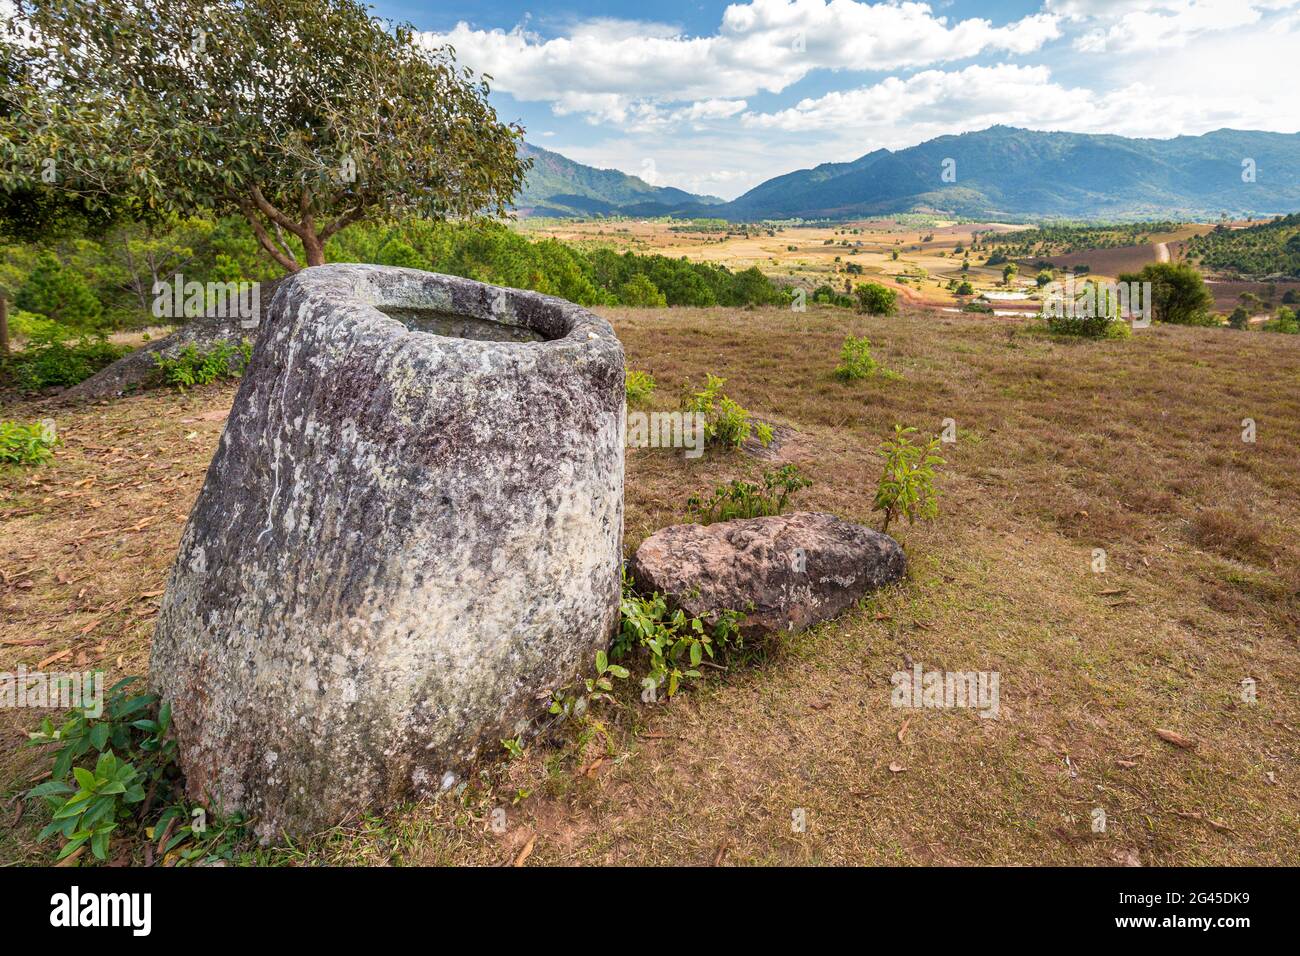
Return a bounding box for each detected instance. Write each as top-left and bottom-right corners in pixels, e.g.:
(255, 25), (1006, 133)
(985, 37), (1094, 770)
(150, 264), (625, 842)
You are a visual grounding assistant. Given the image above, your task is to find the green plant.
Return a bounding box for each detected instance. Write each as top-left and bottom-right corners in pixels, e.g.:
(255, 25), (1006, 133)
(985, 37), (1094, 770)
(834, 334), (892, 381)
(4, 335), (130, 392)
(619, 273), (667, 307)
(0, 419), (58, 465)
(1228, 306), (1249, 330)
(873, 425), (945, 536)
(854, 282), (899, 315)
(687, 464), (811, 524)
(683, 373), (773, 450)
(26, 677), (182, 862)
(625, 368), (656, 403)
(154, 338), (252, 391)
(615, 575), (744, 698)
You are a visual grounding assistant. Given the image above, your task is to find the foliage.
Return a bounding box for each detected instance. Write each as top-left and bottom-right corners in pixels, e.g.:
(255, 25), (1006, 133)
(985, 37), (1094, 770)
(3, 334), (130, 392)
(15, 252), (102, 330)
(854, 282), (899, 316)
(1228, 306), (1249, 330)
(833, 334), (898, 381)
(4, 0), (528, 271)
(615, 573), (745, 699)
(1118, 263), (1215, 326)
(1042, 283), (1131, 339)
(625, 368), (656, 403)
(683, 373), (773, 450)
(687, 464), (811, 524)
(0, 419), (58, 465)
(153, 339), (252, 391)
(26, 678), (179, 862)
(1263, 306), (1299, 334)
(1181, 214), (1300, 277)
(873, 425), (945, 536)
(619, 273), (667, 307)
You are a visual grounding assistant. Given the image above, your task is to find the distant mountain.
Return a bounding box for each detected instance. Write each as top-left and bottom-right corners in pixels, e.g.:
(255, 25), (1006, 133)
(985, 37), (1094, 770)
(675, 127), (1300, 222)
(515, 142), (722, 217)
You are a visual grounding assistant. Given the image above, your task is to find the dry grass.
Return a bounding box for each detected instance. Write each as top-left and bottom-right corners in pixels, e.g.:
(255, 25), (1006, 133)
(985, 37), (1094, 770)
(2, 304), (1298, 866)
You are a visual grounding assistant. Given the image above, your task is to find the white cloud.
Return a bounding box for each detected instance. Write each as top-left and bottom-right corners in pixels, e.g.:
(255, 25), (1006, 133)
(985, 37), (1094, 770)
(419, 1), (1060, 127)
(1049, 0), (1300, 52)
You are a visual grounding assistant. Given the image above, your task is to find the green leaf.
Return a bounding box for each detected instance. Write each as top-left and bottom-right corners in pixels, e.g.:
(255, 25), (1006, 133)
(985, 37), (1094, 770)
(72, 767), (97, 792)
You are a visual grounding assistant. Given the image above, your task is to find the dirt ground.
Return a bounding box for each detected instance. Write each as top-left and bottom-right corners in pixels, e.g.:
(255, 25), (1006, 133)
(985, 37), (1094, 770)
(2, 304), (1298, 866)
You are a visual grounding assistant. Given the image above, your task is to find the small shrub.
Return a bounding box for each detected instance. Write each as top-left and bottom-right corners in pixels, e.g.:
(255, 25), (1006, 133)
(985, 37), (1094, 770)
(873, 425), (945, 536)
(1228, 307), (1249, 330)
(154, 339), (252, 391)
(1263, 306), (1298, 334)
(683, 373), (772, 450)
(854, 282), (898, 316)
(625, 368), (656, 403)
(0, 419), (59, 466)
(687, 464), (811, 524)
(834, 334), (898, 381)
(614, 572), (744, 698)
(4, 335), (130, 392)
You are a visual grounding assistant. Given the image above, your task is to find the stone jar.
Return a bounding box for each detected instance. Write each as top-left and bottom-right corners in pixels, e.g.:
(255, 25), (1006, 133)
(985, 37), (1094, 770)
(149, 264), (625, 842)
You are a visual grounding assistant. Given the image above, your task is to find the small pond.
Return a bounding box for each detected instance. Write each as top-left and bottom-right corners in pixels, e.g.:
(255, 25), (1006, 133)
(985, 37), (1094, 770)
(378, 306), (546, 343)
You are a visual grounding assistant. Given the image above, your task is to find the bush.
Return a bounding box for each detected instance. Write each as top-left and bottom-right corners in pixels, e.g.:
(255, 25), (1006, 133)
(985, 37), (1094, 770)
(683, 373), (772, 450)
(687, 464), (811, 524)
(619, 273), (667, 307)
(1228, 306), (1249, 330)
(154, 339), (252, 391)
(873, 425), (945, 536)
(4, 336), (130, 392)
(854, 282), (898, 316)
(1263, 306), (1299, 333)
(834, 335), (878, 381)
(1118, 262), (1214, 326)
(625, 368), (656, 403)
(0, 420), (58, 465)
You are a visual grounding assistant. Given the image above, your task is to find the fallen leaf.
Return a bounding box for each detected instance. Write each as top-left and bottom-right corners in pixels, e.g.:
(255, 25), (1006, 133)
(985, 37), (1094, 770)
(37, 649), (71, 669)
(513, 834), (536, 867)
(1108, 847), (1142, 867)
(1155, 729), (1197, 749)
(897, 716), (912, 743)
(712, 842), (728, 866)
(888, 762), (906, 773)
(1115, 759), (1138, 768)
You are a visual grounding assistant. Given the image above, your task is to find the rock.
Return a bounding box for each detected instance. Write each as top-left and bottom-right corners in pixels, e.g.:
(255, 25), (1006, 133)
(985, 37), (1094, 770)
(629, 512), (904, 637)
(149, 264), (625, 843)
(61, 278), (283, 401)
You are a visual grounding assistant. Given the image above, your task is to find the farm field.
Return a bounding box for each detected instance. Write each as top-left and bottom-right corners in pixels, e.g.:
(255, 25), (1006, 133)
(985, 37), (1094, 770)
(522, 218), (1030, 309)
(4, 304), (1298, 866)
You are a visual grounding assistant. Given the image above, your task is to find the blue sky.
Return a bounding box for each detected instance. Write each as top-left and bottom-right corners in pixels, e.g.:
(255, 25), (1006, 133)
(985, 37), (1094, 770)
(373, 1), (1300, 199)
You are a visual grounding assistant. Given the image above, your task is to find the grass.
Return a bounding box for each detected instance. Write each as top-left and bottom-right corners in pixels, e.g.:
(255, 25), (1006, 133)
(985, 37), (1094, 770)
(2, 303), (1298, 866)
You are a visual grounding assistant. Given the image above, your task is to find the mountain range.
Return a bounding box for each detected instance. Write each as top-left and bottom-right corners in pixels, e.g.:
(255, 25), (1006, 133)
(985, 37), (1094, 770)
(516, 126), (1300, 222)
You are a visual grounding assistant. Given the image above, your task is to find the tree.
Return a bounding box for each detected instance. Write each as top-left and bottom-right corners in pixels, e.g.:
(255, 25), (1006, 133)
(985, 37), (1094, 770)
(1120, 263), (1214, 326)
(3, 0), (529, 272)
(619, 274), (667, 308)
(1036, 269), (1053, 287)
(15, 253), (104, 331)
(1228, 307), (1249, 330)
(955, 280), (974, 296)
(1002, 262), (1018, 285)
(855, 282), (899, 316)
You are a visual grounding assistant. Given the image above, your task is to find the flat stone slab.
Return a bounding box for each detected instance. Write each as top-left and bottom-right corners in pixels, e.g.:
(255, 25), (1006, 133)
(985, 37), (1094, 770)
(629, 511), (905, 637)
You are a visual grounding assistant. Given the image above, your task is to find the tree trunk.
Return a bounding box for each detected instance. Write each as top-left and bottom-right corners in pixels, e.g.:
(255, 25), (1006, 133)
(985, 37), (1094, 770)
(0, 293), (9, 356)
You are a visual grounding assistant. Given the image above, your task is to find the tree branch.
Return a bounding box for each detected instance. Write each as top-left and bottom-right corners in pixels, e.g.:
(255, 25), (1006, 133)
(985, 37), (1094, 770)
(249, 186), (308, 238)
(239, 201), (300, 273)
(320, 205), (366, 241)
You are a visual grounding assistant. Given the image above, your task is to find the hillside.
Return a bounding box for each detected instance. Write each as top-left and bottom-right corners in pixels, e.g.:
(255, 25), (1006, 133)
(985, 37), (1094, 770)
(1181, 213), (1300, 277)
(688, 127), (1300, 222)
(515, 141), (722, 218)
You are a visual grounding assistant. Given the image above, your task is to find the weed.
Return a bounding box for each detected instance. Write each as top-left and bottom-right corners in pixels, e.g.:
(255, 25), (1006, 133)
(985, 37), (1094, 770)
(683, 373), (772, 450)
(154, 339), (252, 392)
(0, 419), (58, 466)
(625, 368), (656, 403)
(687, 464), (811, 523)
(873, 425), (945, 536)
